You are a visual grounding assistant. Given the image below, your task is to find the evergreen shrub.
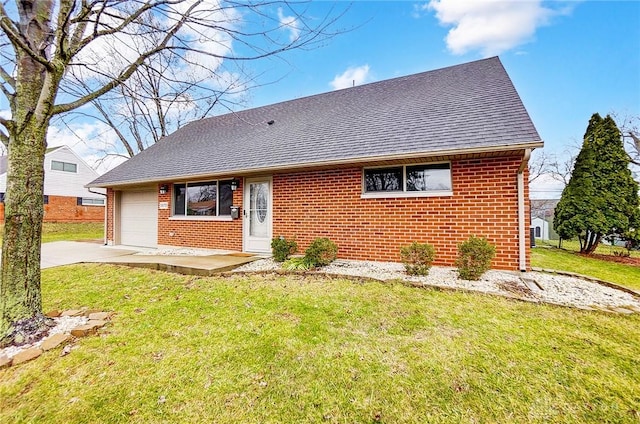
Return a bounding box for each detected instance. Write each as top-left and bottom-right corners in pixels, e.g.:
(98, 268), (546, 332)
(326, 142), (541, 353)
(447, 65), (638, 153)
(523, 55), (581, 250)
(304, 237), (338, 267)
(271, 236), (298, 262)
(400, 242), (436, 276)
(455, 236), (495, 280)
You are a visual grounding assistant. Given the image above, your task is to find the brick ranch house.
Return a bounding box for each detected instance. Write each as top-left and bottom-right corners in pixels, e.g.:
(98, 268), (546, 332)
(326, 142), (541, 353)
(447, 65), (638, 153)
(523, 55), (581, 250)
(0, 145), (105, 222)
(89, 57), (543, 271)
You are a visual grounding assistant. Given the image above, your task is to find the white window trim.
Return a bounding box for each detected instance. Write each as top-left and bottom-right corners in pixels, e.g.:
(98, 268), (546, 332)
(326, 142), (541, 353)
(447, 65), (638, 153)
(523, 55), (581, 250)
(80, 197), (105, 206)
(169, 215), (233, 222)
(361, 161), (453, 198)
(361, 190), (453, 199)
(172, 179), (233, 217)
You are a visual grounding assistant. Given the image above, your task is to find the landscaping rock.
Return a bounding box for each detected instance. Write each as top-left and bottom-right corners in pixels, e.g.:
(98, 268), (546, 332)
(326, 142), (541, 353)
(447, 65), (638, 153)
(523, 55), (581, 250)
(41, 333), (71, 351)
(83, 309), (103, 317)
(86, 320), (107, 329)
(88, 312), (112, 321)
(0, 355), (11, 369)
(71, 325), (98, 337)
(61, 310), (83, 317)
(12, 348), (42, 365)
(45, 310), (61, 318)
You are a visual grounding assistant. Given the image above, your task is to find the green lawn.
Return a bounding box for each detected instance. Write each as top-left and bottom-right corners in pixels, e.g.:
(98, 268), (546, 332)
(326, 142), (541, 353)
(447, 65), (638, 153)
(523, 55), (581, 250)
(1, 265), (639, 423)
(537, 239), (640, 259)
(532, 243), (640, 292)
(0, 222), (104, 244)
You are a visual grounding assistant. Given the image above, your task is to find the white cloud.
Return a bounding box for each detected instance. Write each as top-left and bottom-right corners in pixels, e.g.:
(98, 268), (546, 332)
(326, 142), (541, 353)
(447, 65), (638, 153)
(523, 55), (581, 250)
(277, 7), (301, 42)
(426, 0), (569, 57)
(330, 65), (372, 90)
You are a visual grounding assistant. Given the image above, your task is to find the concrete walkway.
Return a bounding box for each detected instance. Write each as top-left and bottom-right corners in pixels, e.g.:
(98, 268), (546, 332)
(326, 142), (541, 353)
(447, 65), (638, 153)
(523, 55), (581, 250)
(40, 241), (258, 275)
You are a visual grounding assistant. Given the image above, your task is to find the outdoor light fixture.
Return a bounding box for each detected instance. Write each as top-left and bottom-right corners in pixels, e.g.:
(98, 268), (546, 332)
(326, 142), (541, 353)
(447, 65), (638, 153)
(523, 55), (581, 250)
(230, 178), (239, 191)
(159, 184), (168, 195)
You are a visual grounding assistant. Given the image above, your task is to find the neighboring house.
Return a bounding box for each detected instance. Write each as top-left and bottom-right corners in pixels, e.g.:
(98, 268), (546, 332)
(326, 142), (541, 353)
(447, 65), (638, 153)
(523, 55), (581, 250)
(532, 217), (550, 240)
(0, 145), (105, 222)
(89, 57), (543, 271)
(530, 199), (559, 241)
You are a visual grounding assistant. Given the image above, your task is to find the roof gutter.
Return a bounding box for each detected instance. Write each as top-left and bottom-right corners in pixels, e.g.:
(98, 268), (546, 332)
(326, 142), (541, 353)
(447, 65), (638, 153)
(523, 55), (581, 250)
(517, 148), (532, 271)
(87, 141), (544, 188)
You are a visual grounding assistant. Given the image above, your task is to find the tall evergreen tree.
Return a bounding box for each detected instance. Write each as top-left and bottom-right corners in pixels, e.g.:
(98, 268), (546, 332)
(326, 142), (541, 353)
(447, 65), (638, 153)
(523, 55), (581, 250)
(554, 113), (640, 254)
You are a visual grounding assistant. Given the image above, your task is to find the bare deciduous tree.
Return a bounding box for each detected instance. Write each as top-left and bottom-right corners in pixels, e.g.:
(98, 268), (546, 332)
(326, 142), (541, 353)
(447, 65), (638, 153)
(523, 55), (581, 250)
(611, 113), (640, 180)
(528, 149), (551, 184)
(0, 0), (345, 344)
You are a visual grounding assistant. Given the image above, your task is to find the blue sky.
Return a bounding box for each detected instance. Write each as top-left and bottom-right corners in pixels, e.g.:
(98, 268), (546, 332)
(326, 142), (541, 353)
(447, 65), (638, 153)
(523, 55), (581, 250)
(243, 0), (640, 198)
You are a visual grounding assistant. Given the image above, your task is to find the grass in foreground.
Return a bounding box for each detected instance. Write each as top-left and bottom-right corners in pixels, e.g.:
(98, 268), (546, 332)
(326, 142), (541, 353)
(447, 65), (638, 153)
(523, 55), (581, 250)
(1, 264), (639, 423)
(532, 244), (640, 292)
(0, 222), (104, 244)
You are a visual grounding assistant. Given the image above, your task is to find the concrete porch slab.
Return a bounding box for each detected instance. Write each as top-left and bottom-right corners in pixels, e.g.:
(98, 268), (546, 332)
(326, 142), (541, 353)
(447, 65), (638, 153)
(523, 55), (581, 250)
(90, 253), (259, 276)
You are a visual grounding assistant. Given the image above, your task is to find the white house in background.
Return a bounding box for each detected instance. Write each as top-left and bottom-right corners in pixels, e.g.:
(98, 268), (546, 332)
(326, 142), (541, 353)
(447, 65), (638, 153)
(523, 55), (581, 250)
(0, 145), (106, 222)
(532, 217), (551, 241)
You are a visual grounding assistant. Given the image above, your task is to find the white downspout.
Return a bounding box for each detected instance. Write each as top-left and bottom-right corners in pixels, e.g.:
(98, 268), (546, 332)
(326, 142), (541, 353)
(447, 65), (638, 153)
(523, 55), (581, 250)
(517, 149), (532, 271)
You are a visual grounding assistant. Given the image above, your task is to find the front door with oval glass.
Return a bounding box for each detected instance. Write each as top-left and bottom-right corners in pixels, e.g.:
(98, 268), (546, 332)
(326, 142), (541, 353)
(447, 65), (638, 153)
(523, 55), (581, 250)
(243, 178), (272, 252)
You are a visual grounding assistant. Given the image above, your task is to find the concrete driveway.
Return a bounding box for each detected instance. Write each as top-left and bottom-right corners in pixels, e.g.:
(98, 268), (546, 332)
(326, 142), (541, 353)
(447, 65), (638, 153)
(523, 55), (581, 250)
(40, 241), (139, 269)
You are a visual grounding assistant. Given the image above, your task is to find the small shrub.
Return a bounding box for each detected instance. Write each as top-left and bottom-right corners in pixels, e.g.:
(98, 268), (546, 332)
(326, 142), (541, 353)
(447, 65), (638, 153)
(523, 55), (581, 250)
(304, 237), (338, 267)
(282, 257), (314, 271)
(271, 236), (298, 262)
(455, 236), (495, 280)
(400, 242), (436, 276)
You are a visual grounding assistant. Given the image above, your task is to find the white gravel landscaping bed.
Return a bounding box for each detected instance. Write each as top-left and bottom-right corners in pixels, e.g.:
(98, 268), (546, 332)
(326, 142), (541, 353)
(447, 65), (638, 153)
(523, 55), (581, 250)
(134, 247), (234, 256)
(234, 258), (640, 311)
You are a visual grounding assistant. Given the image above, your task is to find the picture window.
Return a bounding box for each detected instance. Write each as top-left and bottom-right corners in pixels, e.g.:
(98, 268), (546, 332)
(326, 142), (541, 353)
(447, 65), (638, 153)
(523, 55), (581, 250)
(363, 163), (452, 194)
(173, 180), (233, 216)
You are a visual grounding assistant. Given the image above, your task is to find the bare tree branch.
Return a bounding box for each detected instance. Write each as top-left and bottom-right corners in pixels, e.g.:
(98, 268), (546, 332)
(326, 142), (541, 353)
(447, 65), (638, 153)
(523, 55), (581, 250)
(0, 63), (15, 89)
(528, 149), (550, 184)
(0, 1), (55, 71)
(53, 1), (199, 115)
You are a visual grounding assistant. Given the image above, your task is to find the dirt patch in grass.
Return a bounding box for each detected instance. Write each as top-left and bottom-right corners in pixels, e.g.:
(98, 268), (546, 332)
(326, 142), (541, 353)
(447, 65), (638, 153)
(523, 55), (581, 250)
(496, 280), (535, 297)
(582, 253), (640, 267)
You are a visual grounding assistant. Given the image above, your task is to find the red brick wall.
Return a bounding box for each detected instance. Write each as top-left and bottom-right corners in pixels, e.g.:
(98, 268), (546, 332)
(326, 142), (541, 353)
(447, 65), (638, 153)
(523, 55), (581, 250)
(156, 181), (244, 250)
(106, 188), (115, 241)
(105, 155), (531, 270)
(0, 195), (104, 223)
(272, 156), (529, 270)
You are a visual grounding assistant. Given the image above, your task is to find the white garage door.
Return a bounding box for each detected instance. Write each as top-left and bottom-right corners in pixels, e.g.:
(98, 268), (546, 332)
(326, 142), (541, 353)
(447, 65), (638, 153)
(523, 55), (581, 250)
(120, 190), (158, 247)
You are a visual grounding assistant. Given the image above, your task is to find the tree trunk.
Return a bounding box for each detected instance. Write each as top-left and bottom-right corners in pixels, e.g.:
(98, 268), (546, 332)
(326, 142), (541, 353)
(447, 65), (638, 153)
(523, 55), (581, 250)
(0, 0), (54, 342)
(0, 122), (48, 342)
(580, 231), (601, 255)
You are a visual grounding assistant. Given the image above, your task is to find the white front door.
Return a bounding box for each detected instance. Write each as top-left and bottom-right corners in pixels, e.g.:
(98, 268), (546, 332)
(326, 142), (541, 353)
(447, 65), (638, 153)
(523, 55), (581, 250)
(243, 178), (272, 253)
